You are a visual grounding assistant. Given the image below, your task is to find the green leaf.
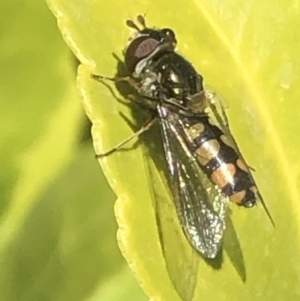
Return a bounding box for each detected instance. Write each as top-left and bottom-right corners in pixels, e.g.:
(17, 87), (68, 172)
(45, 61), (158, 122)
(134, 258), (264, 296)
(0, 0), (81, 251)
(47, 0), (300, 300)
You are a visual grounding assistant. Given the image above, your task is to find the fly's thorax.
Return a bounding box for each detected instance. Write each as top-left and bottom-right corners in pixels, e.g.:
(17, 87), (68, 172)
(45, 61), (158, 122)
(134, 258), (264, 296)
(124, 27), (177, 78)
(134, 53), (204, 110)
(149, 52), (203, 102)
(182, 117), (257, 207)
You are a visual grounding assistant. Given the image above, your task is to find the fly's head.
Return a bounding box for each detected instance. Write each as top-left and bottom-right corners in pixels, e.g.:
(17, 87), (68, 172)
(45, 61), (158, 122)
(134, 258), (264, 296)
(124, 15), (177, 78)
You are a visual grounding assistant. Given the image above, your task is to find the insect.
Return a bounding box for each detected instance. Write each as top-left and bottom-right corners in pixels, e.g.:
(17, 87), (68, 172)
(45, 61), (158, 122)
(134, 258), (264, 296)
(93, 15), (272, 259)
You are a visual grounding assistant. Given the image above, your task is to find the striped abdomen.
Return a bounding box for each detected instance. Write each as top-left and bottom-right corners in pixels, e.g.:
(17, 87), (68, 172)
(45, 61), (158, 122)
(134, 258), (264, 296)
(183, 116), (256, 208)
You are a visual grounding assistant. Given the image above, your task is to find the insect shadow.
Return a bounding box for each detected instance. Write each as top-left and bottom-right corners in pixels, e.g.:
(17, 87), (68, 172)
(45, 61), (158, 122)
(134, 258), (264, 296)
(95, 52), (247, 284)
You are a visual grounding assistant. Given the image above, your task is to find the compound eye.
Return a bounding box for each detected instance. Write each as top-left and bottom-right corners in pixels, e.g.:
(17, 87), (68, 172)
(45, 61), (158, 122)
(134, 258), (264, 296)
(125, 36), (160, 73)
(161, 28), (177, 45)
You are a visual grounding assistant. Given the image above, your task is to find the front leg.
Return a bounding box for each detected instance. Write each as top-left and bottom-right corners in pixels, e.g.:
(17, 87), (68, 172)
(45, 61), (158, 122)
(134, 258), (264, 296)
(91, 73), (141, 91)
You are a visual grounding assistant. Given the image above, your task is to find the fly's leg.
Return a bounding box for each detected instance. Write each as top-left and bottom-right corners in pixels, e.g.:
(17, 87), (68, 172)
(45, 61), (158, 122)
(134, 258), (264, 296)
(92, 72), (157, 157)
(92, 72), (171, 109)
(92, 73), (140, 90)
(92, 73), (143, 106)
(95, 117), (157, 158)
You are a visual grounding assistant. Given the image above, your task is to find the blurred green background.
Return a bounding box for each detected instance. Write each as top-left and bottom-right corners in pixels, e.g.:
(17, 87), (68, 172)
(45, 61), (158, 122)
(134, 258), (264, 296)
(0, 1), (147, 300)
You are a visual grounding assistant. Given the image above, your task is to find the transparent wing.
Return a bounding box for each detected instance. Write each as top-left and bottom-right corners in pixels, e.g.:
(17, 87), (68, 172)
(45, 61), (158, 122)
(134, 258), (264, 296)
(144, 146), (199, 301)
(203, 88), (230, 131)
(157, 105), (228, 258)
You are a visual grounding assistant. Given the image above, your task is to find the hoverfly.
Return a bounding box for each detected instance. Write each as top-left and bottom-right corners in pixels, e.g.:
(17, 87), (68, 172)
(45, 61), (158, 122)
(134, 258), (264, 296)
(93, 15), (272, 259)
